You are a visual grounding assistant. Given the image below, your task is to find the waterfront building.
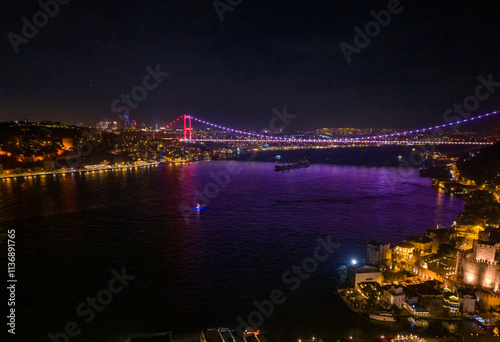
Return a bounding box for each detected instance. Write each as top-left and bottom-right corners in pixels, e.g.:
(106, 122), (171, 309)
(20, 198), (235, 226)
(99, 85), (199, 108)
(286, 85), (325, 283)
(443, 291), (460, 315)
(441, 182), (477, 196)
(354, 265), (382, 290)
(403, 303), (430, 318)
(405, 280), (443, 312)
(381, 285), (405, 308)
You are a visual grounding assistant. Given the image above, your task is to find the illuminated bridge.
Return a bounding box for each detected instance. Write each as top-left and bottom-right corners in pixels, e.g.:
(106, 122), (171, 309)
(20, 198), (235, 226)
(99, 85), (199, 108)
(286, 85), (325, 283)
(154, 110), (500, 146)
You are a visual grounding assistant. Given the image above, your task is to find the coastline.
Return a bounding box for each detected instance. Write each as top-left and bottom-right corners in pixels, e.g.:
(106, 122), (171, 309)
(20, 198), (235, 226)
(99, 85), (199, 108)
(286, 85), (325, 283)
(0, 161), (163, 180)
(331, 168), (483, 338)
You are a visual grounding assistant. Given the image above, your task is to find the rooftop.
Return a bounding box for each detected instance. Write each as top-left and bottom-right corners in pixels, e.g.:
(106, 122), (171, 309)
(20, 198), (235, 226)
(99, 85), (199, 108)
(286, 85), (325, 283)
(382, 285), (405, 294)
(410, 303), (429, 312)
(427, 228), (452, 236)
(396, 242), (415, 249)
(405, 281), (442, 297)
(404, 236), (432, 244)
(456, 287), (476, 299)
(355, 265), (380, 274)
(477, 240), (496, 246)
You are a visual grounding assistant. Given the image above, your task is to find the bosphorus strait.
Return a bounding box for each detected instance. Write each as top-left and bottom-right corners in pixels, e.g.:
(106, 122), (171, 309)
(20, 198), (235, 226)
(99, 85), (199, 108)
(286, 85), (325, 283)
(1, 162), (464, 341)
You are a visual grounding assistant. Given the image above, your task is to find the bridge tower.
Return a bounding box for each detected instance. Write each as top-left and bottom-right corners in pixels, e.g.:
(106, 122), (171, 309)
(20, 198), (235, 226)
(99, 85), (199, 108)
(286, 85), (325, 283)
(183, 115), (192, 141)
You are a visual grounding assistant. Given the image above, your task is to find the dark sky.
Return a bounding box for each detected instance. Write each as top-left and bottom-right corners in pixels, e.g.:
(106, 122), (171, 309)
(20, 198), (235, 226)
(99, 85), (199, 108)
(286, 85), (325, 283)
(1, 0), (500, 131)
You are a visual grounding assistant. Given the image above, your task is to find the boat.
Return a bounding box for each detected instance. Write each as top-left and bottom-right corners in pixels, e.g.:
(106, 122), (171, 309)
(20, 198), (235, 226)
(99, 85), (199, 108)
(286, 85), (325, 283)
(193, 203), (206, 210)
(274, 159), (310, 171)
(369, 312), (396, 322)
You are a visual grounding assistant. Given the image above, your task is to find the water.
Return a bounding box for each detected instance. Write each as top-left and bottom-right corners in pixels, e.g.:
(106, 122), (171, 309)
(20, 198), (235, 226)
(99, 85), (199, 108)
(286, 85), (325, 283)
(0, 162), (464, 341)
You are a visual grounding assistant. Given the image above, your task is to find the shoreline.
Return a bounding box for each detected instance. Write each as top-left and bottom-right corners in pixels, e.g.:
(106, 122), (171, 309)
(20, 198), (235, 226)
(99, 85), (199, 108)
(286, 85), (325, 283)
(331, 170), (483, 338)
(0, 161), (162, 180)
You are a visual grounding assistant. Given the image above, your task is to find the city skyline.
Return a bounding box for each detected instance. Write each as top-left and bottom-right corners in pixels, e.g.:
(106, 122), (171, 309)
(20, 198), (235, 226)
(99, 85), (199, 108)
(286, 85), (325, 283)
(2, 108), (499, 138)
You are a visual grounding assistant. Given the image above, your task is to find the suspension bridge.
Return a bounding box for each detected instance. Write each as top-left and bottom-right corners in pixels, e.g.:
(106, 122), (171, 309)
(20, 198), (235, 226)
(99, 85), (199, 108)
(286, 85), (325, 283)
(153, 110), (500, 146)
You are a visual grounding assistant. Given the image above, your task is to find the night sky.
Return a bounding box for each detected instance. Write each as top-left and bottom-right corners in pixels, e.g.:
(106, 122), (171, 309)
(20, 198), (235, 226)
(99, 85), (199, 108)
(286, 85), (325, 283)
(1, 0), (500, 131)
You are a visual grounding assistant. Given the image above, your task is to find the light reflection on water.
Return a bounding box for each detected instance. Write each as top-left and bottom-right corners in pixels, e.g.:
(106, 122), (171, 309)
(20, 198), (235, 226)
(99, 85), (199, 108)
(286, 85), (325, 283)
(0, 162), (464, 342)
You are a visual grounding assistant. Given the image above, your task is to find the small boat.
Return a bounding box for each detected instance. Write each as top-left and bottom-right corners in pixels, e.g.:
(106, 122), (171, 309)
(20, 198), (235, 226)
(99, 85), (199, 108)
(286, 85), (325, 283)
(275, 159), (310, 171)
(369, 312), (396, 322)
(193, 203), (206, 210)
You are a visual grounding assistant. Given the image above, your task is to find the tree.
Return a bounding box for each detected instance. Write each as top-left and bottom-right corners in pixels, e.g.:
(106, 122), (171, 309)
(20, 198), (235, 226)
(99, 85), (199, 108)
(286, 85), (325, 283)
(391, 304), (401, 316)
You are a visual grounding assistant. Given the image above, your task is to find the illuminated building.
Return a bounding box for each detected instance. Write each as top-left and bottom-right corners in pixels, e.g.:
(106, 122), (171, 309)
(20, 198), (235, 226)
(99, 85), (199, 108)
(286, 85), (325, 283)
(403, 303), (429, 318)
(354, 265), (382, 289)
(394, 243), (415, 259)
(456, 240), (500, 290)
(443, 291), (459, 315)
(404, 236), (432, 255)
(381, 285), (405, 308)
